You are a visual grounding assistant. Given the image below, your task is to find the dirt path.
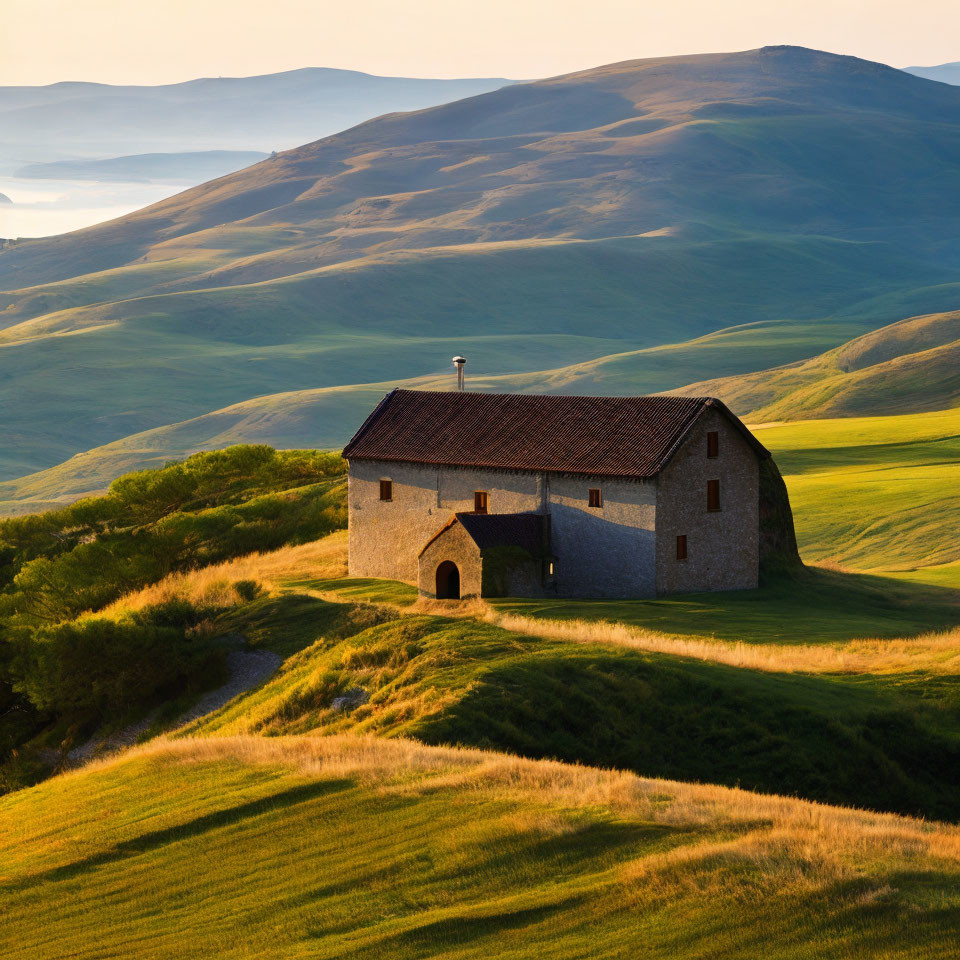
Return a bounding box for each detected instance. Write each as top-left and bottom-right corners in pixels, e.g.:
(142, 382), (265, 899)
(66, 646), (282, 767)
(174, 648), (281, 727)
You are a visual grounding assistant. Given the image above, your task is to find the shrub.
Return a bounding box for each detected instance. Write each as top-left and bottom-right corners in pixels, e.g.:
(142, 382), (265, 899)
(234, 580), (263, 602)
(11, 604), (225, 721)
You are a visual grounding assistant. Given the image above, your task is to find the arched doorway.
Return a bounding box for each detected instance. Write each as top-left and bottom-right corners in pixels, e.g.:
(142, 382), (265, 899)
(435, 560), (460, 600)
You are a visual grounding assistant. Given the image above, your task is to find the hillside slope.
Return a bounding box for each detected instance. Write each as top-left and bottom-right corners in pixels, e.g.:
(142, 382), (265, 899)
(4, 736), (958, 959)
(675, 309), (960, 420)
(4, 46), (960, 479)
(3, 331), (959, 515)
(179, 600), (960, 819)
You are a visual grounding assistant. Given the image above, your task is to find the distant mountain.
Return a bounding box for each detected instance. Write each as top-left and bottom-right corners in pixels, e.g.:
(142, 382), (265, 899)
(15, 151), (270, 183)
(0, 68), (512, 167)
(674, 309), (960, 420)
(904, 61), (960, 85)
(4, 45), (960, 482)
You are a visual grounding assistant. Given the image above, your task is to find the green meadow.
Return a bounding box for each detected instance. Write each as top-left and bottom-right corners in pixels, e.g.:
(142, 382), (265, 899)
(758, 407), (960, 577)
(4, 736), (959, 960)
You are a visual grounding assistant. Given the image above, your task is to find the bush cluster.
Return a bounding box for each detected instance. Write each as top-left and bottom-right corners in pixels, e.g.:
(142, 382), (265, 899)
(10, 601), (225, 718)
(0, 445), (348, 788)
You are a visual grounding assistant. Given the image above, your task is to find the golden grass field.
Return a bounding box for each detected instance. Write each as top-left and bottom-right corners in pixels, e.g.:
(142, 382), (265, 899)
(2, 733), (959, 958)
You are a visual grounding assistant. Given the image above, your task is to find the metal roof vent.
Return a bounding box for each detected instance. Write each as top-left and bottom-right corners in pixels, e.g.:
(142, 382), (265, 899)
(452, 356), (466, 391)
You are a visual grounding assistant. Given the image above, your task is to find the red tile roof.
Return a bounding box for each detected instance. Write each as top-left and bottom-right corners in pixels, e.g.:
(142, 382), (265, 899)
(344, 390), (768, 478)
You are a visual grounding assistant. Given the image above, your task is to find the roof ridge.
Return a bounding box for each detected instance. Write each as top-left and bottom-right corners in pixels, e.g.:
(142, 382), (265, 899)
(343, 390), (765, 477)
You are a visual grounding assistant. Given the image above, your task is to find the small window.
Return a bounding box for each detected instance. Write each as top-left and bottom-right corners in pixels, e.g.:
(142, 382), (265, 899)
(588, 488), (603, 508)
(379, 479), (393, 501)
(474, 491), (488, 514)
(548, 561), (555, 577)
(707, 479), (720, 512)
(676, 535), (688, 561)
(707, 431), (719, 458)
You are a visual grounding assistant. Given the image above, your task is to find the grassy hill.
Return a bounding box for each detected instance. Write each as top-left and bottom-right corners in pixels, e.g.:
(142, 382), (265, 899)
(676, 309), (960, 421)
(170, 593), (960, 819)
(3, 298), (959, 511)
(5, 46), (960, 479)
(0, 311), (873, 509)
(4, 735), (959, 959)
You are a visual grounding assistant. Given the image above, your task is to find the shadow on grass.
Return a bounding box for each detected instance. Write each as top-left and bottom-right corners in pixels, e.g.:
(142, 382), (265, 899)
(358, 898), (583, 956)
(220, 592), (397, 658)
(292, 576), (420, 608)
(6, 779), (350, 893)
(492, 566), (960, 644)
(410, 637), (960, 821)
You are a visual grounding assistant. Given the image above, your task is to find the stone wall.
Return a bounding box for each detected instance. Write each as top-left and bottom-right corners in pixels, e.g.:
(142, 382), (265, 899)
(417, 521), (483, 599)
(654, 407), (760, 594)
(348, 459), (541, 582)
(547, 475), (657, 598)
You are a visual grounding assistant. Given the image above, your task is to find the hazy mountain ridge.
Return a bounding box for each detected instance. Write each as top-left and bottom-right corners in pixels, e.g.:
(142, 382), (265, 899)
(905, 61), (960, 85)
(0, 68), (513, 168)
(14, 151), (270, 183)
(4, 46), (960, 482)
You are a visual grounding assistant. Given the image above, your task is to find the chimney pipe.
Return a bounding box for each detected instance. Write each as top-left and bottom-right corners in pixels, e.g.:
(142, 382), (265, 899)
(452, 356), (466, 391)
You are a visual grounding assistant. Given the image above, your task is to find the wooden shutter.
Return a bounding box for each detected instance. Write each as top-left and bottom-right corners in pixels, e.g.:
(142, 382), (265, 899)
(676, 535), (688, 560)
(379, 479), (392, 501)
(707, 431), (719, 458)
(474, 491), (488, 514)
(588, 488), (602, 508)
(707, 479), (720, 511)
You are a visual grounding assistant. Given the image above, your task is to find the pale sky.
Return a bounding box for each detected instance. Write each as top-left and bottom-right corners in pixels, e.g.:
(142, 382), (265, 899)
(4, 0), (959, 86)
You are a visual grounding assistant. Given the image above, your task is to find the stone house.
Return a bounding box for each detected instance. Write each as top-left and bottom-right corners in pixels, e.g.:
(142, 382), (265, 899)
(342, 389), (794, 600)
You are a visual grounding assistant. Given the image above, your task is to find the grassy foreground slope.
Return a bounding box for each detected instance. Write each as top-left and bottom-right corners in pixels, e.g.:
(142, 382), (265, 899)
(2, 736), (959, 960)
(678, 308), (960, 420)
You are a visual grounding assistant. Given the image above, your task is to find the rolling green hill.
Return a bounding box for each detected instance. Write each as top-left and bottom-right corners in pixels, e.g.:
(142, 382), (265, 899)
(676, 309), (960, 420)
(0, 309), (880, 510)
(5, 736), (959, 960)
(3, 322), (959, 516)
(176, 597), (960, 819)
(5, 46), (960, 480)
